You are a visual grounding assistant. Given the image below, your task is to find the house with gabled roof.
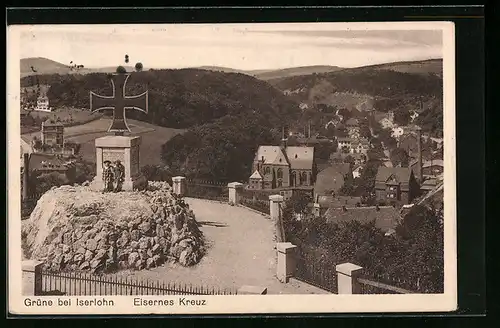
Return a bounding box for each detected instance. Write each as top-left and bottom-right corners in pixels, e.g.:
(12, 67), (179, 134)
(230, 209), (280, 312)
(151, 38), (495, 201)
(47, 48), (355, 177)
(375, 167), (420, 206)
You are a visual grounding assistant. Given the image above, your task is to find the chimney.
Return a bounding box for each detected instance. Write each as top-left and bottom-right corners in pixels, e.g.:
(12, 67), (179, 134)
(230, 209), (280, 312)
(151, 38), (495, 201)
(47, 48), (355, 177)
(281, 126), (287, 149)
(22, 153), (30, 200)
(415, 126), (423, 183)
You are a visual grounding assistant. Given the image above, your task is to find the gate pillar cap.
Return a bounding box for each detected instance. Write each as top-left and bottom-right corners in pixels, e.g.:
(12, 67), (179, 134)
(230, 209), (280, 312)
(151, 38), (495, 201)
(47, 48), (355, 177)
(228, 182), (243, 188)
(269, 194), (284, 202)
(22, 260), (44, 272)
(336, 263), (363, 276)
(277, 242), (296, 253)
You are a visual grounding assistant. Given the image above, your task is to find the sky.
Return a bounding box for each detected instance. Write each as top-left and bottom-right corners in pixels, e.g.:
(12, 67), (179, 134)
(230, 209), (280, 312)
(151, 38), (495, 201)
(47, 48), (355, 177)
(18, 23), (444, 70)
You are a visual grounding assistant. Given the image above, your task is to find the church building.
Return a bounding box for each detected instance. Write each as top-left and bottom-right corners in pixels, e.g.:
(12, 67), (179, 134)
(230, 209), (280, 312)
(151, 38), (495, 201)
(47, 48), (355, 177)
(248, 140), (315, 191)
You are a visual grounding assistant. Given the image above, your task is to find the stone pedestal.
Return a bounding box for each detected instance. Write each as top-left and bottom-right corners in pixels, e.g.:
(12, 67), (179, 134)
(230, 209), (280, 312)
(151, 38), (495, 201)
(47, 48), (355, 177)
(269, 194), (284, 221)
(172, 176), (187, 196)
(22, 260), (44, 296)
(90, 135), (147, 191)
(336, 263), (363, 294)
(276, 242), (297, 283)
(228, 182), (244, 205)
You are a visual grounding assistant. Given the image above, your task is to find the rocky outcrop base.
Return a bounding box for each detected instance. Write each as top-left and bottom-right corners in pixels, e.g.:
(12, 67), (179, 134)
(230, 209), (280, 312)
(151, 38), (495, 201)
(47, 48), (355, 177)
(22, 182), (204, 273)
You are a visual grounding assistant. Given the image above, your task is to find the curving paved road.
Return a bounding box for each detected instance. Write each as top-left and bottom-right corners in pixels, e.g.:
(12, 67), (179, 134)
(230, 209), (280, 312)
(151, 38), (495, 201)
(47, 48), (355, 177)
(116, 198), (327, 294)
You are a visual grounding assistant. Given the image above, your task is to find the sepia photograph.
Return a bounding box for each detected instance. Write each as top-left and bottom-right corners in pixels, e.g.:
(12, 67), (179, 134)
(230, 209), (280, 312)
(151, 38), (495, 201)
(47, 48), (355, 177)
(8, 21), (456, 315)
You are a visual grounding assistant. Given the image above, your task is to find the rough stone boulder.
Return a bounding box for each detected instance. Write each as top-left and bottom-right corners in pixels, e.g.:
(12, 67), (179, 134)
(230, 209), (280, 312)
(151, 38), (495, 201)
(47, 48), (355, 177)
(21, 181), (204, 273)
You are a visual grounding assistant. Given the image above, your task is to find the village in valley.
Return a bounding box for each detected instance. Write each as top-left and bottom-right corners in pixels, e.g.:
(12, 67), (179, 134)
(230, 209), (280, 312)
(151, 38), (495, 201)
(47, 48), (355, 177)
(18, 26), (446, 298)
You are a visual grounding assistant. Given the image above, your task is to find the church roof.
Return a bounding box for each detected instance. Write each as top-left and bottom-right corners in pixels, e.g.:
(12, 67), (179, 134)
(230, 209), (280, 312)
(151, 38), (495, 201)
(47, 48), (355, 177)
(249, 170), (263, 180)
(255, 146), (289, 166)
(255, 145), (314, 170)
(285, 146), (314, 170)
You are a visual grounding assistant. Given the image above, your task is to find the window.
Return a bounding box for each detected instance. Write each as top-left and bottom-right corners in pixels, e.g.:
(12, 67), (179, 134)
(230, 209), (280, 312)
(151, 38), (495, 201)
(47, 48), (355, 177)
(301, 172), (308, 185)
(277, 168), (283, 179)
(291, 171), (296, 186)
(264, 166), (270, 174)
(277, 179), (283, 187)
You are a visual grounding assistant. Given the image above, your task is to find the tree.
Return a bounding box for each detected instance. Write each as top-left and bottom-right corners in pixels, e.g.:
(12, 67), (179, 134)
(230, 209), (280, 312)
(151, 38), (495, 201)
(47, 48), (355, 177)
(378, 128), (398, 151)
(335, 126), (349, 138)
(359, 119), (372, 139)
(339, 173), (355, 196)
(390, 148), (410, 167)
(367, 143), (384, 161)
(32, 136), (42, 150)
(393, 110), (411, 126)
(286, 191), (312, 215)
(135, 62), (143, 72)
(31, 171), (69, 195)
(356, 159), (381, 197)
(116, 66), (127, 74)
(344, 155), (355, 168)
(73, 160), (95, 184)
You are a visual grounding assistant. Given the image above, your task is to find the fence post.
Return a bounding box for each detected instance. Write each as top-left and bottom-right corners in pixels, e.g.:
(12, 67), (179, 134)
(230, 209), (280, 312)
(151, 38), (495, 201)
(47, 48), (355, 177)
(227, 182), (243, 205)
(171, 176), (186, 196)
(269, 194), (284, 221)
(276, 242), (297, 283)
(237, 285), (268, 295)
(336, 263), (363, 294)
(22, 260), (44, 296)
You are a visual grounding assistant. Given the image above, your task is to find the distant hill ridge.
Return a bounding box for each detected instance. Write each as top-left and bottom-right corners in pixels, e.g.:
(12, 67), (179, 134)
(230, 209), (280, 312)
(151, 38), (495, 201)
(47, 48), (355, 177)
(20, 57), (442, 80)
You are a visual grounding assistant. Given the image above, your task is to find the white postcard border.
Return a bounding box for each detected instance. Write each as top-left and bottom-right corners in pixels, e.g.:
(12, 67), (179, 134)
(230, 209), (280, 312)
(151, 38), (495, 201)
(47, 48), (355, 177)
(8, 21), (457, 315)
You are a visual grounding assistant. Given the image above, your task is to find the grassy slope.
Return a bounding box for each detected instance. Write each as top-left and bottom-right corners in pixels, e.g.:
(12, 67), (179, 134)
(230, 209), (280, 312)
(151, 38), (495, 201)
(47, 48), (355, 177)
(22, 118), (186, 165)
(266, 59), (443, 110)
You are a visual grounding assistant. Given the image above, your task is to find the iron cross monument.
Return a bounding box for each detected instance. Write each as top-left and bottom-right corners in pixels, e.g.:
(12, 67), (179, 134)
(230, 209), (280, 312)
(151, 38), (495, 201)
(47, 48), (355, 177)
(89, 73), (148, 192)
(90, 73), (148, 134)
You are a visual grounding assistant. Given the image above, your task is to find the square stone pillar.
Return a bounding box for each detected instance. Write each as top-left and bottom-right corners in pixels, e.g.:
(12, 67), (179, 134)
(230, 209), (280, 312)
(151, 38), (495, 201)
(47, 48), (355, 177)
(336, 263), (363, 294)
(237, 285), (268, 295)
(269, 194), (284, 221)
(172, 176), (187, 196)
(276, 242), (297, 283)
(90, 135), (147, 191)
(22, 260), (44, 296)
(227, 182), (243, 205)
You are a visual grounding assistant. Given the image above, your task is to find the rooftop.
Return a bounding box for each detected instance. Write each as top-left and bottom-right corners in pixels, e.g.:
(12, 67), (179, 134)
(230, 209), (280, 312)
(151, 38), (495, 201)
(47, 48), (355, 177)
(316, 195), (362, 208)
(254, 145), (314, 171)
(42, 119), (64, 127)
(324, 205), (401, 232)
(375, 166), (412, 184)
(314, 165), (348, 195)
(22, 153), (71, 171)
